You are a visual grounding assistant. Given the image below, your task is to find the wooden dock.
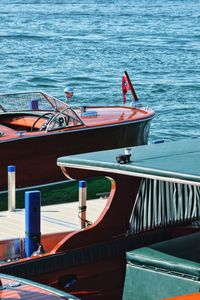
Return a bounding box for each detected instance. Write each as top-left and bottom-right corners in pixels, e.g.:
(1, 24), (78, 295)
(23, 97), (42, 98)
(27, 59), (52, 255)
(0, 198), (107, 239)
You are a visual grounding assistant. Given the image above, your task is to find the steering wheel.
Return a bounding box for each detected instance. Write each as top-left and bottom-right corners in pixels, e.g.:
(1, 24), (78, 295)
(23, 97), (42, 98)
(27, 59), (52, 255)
(31, 112), (55, 132)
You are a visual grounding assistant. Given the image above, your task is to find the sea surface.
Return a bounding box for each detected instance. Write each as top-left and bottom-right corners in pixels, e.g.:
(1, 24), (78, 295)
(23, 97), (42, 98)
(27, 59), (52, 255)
(0, 0), (199, 143)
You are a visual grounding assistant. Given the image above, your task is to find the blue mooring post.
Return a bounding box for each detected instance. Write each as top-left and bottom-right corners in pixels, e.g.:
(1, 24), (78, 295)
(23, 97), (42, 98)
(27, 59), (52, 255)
(24, 191), (41, 257)
(79, 180), (87, 229)
(8, 165), (16, 212)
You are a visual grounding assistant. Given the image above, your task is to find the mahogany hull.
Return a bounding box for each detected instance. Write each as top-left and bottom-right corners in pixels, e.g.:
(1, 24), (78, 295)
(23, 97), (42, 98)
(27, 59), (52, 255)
(0, 117), (152, 190)
(0, 172), (142, 299)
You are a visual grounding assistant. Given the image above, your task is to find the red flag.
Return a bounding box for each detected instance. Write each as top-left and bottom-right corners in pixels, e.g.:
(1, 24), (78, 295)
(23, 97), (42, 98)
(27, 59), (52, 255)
(122, 73), (130, 104)
(122, 71), (139, 103)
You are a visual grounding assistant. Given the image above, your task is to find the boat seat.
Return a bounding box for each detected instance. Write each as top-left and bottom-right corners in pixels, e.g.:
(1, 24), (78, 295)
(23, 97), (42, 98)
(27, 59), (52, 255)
(126, 231), (200, 277)
(122, 232), (200, 300)
(0, 112), (47, 131)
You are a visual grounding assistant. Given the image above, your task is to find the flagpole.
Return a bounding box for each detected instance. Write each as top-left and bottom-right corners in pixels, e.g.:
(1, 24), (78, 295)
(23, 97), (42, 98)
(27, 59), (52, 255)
(124, 71), (139, 101)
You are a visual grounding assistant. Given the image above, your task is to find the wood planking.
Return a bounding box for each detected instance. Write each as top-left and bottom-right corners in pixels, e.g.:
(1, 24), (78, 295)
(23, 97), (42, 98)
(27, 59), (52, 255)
(0, 198), (107, 239)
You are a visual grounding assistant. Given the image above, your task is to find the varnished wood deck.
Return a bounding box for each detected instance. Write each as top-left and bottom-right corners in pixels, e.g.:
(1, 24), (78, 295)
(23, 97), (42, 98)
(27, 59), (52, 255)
(0, 273), (79, 299)
(0, 198), (107, 239)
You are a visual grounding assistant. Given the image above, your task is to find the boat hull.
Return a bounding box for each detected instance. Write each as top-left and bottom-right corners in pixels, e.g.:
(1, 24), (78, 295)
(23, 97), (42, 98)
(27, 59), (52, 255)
(0, 117), (152, 190)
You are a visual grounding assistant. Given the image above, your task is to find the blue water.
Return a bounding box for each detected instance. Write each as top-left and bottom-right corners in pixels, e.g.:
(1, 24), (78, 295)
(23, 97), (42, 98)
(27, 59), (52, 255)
(0, 0), (199, 142)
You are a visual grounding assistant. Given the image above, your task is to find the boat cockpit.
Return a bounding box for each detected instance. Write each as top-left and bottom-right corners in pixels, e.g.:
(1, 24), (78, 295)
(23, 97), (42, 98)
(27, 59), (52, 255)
(0, 91), (84, 133)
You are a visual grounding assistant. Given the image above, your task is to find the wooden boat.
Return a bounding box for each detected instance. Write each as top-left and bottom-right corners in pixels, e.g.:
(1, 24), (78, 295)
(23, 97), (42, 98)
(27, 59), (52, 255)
(0, 272), (79, 299)
(2, 138), (200, 299)
(0, 86), (154, 190)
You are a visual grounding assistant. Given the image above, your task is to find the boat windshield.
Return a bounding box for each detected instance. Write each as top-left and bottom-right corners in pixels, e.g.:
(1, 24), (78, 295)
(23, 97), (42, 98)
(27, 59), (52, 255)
(0, 91), (67, 112)
(0, 91), (84, 129)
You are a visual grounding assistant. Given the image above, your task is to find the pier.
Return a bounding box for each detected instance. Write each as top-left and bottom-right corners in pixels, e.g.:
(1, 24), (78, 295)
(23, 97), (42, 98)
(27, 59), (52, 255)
(0, 198), (107, 239)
